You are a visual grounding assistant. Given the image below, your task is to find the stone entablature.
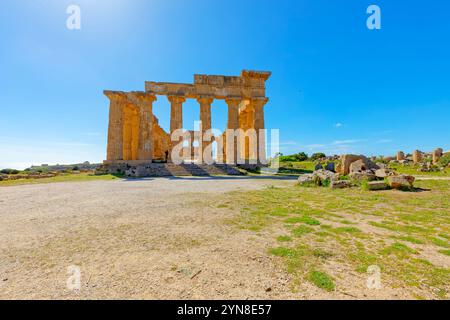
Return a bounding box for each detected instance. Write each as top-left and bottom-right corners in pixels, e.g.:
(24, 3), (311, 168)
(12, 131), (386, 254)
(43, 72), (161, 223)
(145, 70), (271, 100)
(103, 70), (271, 165)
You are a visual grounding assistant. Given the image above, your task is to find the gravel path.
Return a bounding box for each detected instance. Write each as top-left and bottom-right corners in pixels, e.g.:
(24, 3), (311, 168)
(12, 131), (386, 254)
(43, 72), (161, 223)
(0, 176), (421, 300)
(0, 176), (304, 299)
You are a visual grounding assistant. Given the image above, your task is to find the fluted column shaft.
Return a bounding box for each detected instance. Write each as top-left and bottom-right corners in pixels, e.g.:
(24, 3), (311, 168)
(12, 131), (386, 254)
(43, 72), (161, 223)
(105, 92), (125, 161)
(131, 94), (156, 161)
(198, 96), (214, 163)
(252, 98), (268, 164)
(225, 98), (240, 164)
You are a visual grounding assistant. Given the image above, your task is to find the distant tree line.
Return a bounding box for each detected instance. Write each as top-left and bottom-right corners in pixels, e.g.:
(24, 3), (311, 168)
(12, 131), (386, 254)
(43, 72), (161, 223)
(276, 152), (326, 162)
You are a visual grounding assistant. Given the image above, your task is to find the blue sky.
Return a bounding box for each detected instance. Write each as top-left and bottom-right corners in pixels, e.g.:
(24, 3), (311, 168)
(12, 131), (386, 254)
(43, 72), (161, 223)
(1, 0), (449, 169)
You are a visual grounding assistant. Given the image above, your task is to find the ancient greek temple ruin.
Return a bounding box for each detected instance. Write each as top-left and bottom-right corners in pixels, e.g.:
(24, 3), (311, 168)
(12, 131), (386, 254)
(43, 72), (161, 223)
(103, 70), (271, 166)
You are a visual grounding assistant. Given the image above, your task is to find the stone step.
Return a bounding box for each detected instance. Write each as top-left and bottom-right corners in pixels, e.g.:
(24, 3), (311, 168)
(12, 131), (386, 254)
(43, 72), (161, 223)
(102, 163), (245, 177)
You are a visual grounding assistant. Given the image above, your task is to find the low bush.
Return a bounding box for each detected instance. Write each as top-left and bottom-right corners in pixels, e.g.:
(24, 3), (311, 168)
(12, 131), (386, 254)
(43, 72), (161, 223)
(0, 169), (20, 175)
(440, 154), (450, 167)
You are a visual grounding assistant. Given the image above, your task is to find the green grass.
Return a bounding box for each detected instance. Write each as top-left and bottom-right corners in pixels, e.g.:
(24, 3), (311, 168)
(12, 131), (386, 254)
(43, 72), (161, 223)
(277, 235), (293, 242)
(226, 178), (450, 298)
(292, 225), (314, 236)
(308, 270), (335, 291)
(0, 173), (121, 187)
(389, 163), (450, 177)
(285, 215), (321, 225)
(276, 161), (316, 175)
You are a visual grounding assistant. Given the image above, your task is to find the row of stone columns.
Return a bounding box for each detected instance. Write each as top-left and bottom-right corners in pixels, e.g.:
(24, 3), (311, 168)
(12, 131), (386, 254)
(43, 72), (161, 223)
(105, 92), (157, 162)
(105, 91), (268, 164)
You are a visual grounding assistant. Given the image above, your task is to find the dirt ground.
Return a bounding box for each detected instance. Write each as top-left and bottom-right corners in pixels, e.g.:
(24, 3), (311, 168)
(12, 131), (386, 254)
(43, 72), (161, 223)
(0, 176), (440, 299)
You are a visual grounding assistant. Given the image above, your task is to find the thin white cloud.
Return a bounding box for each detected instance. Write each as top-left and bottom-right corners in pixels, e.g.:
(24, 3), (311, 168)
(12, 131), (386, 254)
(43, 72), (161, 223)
(332, 139), (362, 145)
(334, 123), (343, 128)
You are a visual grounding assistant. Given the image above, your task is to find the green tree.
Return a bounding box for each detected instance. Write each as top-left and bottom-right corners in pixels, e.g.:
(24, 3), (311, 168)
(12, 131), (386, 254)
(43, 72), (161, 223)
(310, 153), (326, 161)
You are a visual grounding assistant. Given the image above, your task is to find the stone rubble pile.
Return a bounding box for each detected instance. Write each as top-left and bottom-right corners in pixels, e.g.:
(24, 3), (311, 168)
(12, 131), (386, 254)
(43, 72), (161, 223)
(298, 154), (416, 190)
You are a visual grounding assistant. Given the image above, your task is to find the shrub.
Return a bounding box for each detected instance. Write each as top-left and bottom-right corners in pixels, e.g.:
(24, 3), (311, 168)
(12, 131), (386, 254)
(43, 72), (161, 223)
(0, 169), (20, 175)
(295, 152), (308, 162)
(279, 152), (308, 162)
(439, 154), (450, 167)
(310, 153), (326, 161)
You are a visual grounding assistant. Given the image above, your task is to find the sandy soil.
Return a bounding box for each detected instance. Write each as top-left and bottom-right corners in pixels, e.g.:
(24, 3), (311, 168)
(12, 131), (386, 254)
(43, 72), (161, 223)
(0, 176), (421, 299)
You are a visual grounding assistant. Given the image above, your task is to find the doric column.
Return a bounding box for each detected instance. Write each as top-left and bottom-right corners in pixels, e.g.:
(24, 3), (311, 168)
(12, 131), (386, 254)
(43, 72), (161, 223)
(168, 95), (186, 134)
(128, 93), (156, 161)
(225, 98), (240, 164)
(104, 91), (125, 161)
(252, 98), (269, 164)
(197, 96), (214, 162)
(168, 95), (186, 161)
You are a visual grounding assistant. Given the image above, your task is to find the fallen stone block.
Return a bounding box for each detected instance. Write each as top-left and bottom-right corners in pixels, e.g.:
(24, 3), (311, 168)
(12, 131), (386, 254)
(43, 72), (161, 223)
(367, 181), (388, 191)
(349, 171), (377, 181)
(387, 175), (415, 190)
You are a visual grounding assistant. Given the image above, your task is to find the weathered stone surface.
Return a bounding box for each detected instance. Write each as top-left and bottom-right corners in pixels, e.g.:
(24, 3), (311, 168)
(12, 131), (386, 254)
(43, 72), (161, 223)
(432, 148), (443, 164)
(313, 169), (340, 182)
(399, 159), (412, 165)
(339, 154), (379, 175)
(413, 150), (422, 163)
(325, 162), (335, 172)
(397, 151), (405, 161)
(387, 175), (415, 189)
(339, 154), (365, 175)
(297, 174), (315, 185)
(367, 181), (388, 191)
(376, 162), (387, 169)
(375, 168), (395, 178)
(349, 159), (366, 173)
(349, 171), (377, 181)
(330, 180), (351, 189)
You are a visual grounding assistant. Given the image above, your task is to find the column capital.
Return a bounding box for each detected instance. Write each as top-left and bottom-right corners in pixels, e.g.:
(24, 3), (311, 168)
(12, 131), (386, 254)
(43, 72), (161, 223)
(251, 97), (269, 107)
(225, 97), (242, 106)
(104, 90), (127, 102)
(126, 92), (157, 106)
(167, 95), (186, 104)
(197, 95), (214, 105)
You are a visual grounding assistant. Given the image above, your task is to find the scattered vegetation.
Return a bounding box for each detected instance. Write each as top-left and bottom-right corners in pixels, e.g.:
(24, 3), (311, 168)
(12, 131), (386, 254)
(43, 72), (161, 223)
(224, 179), (450, 298)
(440, 154), (450, 167)
(0, 173), (121, 187)
(308, 270), (335, 291)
